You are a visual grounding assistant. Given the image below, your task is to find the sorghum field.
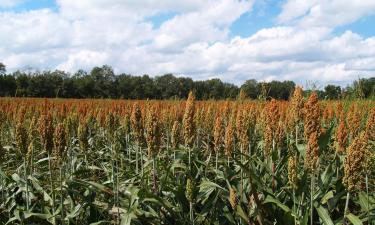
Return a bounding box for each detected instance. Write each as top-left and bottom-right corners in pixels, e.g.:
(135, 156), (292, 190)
(0, 89), (374, 225)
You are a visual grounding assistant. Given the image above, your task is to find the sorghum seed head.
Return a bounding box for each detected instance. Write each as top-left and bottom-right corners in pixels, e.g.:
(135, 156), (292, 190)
(213, 115), (223, 153)
(131, 103), (144, 145)
(288, 155), (298, 189)
(304, 92), (321, 139)
(54, 122), (67, 161)
(304, 131), (319, 172)
(78, 120), (89, 151)
(290, 86), (304, 125)
(343, 132), (369, 192)
(347, 103), (361, 140)
(15, 122), (28, 157)
(171, 120), (180, 149)
(365, 108), (375, 141)
(229, 187), (237, 209)
(182, 91), (196, 148)
(335, 118), (348, 154)
(186, 178), (194, 203)
(39, 112), (54, 153)
(145, 107), (161, 157)
(224, 116), (234, 157)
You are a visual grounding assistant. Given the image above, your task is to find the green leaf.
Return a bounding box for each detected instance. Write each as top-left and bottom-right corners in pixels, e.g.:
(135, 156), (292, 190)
(263, 195), (291, 213)
(120, 211), (135, 225)
(198, 180), (225, 204)
(315, 204), (334, 225)
(297, 144), (306, 158)
(90, 221), (111, 225)
(346, 213), (363, 225)
(235, 205), (249, 222)
(321, 191), (334, 204)
(24, 212), (52, 220)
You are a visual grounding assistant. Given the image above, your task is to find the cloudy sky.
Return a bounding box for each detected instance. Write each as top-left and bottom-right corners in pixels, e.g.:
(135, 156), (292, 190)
(1, 0), (375, 86)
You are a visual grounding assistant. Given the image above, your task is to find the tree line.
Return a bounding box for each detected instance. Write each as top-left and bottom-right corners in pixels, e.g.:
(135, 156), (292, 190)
(0, 63), (374, 100)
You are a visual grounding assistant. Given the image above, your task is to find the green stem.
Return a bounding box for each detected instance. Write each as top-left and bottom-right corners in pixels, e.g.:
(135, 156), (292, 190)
(60, 165), (64, 225)
(188, 147), (191, 169)
(48, 151), (56, 225)
(293, 188), (296, 225)
(366, 174), (369, 224)
(24, 157), (29, 211)
(153, 155), (157, 193)
(344, 192), (350, 221)
(135, 144), (139, 174)
(215, 152), (218, 171)
(190, 202), (194, 225)
(310, 173), (314, 225)
(140, 146), (143, 177)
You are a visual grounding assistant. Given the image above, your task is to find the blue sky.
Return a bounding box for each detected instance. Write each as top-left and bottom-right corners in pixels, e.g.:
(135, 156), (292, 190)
(0, 0), (375, 86)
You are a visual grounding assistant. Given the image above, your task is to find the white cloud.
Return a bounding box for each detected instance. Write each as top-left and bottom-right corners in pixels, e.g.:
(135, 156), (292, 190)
(278, 0), (375, 27)
(0, 0), (24, 8)
(0, 0), (374, 87)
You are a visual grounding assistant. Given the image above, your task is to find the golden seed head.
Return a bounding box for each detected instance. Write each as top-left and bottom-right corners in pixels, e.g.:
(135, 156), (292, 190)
(336, 102), (343, 118)
(265, 99), (280, 130)
(224, 116), (234, 157)
(54, 122), (67, 161)
(304, 131), (319, 172)
(213, 115), (223, 153)
(171, 120), (180, 149)
(145, 107), (161, 157)
(322, 105), (334, 125)
(303, 92), (321, 139)
(275, 121), (285, 150)
(15, 121), (28, 156)
(186, 178), (194, 202)
(78, 120), (89, 151)
(229, 187), (237, 209)
(131, 103), (144, 145)
(26, 141), (33, 163)
(0, 138), (3, 163)
(290, 86), (304, 125)
(343, 132), (370, 192)
(105, 112), (116, 135)
(39, 112), (54, 153)
(335, 119), (348, 154)
(264, 125), (273, 157)
(365, 108), (375, 141)
(347, 103), (361, 140)
(182, 91), (196, 148)
(238, 89), (247, 100)
(288, 155), (298, 189)
(236, 107), (249, 151)
(122, 114), (131, 135)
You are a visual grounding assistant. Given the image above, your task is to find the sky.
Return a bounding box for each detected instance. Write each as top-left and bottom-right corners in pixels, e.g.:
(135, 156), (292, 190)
(0, 0), (375, 86)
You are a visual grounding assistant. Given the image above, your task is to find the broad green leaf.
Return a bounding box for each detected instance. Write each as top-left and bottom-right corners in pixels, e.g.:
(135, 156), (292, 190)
(321, 191), (334, 204)
(315, 204), (334, 225)
(120, 211), (135, 225)
(24, 212), (51, 220)
(263, 195), (291, 213)
(90, 221), (111, 225)
(346, 213), (363, 225)
(198, 180), (225, 204)
(235, 205), (249, 222)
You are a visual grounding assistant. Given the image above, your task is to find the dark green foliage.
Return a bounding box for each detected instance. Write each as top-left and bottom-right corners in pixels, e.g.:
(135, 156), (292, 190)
(0, 62), (374, 100)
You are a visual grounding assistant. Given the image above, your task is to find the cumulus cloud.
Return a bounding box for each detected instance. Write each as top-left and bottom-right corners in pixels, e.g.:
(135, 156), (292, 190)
(278, 0), (375, 27)
(0, 0), (24, 8)
(0, 0), (374, 86)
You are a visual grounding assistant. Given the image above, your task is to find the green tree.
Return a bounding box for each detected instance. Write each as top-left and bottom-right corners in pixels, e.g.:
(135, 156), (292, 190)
(324, 85), (341, 99)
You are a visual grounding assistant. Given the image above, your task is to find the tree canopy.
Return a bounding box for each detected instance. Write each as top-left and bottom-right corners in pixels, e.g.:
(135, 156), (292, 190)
(0, 64), (374, 100)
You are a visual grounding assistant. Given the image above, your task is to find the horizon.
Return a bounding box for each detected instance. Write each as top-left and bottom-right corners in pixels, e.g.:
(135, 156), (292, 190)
(1, 0), (375, 86)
